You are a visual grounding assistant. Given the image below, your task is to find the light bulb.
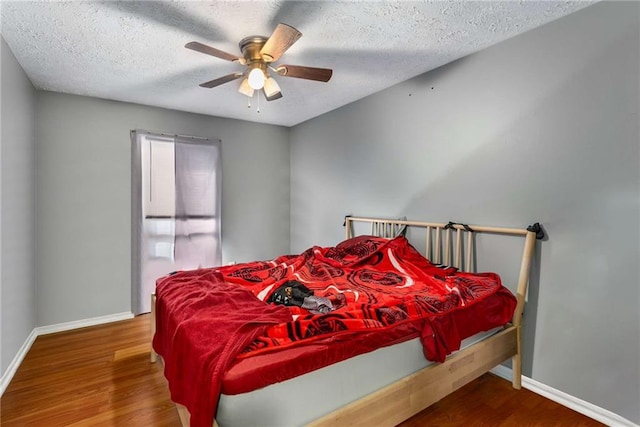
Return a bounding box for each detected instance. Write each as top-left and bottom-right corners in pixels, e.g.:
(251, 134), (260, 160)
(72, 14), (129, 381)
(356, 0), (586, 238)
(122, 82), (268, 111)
(248, 68), (265, 90)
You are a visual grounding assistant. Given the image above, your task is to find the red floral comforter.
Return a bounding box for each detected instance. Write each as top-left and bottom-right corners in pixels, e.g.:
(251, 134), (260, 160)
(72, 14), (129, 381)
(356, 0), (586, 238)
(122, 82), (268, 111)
(154, 235), (516, 427)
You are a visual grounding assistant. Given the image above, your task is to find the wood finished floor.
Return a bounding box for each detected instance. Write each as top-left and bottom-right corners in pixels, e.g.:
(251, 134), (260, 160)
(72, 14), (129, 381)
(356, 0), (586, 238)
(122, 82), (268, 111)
(1, 315), (604, 427)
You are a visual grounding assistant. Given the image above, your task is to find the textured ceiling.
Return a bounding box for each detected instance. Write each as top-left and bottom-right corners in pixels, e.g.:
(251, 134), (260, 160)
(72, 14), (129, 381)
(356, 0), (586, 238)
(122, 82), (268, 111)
(1, 1), (594, 127)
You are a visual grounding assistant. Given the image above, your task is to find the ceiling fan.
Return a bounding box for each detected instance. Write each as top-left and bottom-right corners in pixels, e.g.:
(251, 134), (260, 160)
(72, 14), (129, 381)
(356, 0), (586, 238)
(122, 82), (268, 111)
(185, 23), (332, 102)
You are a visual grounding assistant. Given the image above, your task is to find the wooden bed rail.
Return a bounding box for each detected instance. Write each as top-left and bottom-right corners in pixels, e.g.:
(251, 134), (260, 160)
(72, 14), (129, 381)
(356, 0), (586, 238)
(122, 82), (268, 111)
(345, 215), (542, 389)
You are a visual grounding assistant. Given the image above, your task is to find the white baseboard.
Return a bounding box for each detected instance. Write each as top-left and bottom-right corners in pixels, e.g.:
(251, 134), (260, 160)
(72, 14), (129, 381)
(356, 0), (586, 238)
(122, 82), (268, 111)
(35, 312), (134, 335)
(491, 365), (638, 427)
(0, 328), (38, 396)
(0, 312), (134, 396)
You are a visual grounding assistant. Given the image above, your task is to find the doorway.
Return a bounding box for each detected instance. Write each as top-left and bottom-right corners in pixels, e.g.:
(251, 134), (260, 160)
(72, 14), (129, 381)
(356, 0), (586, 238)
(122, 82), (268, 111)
(131, 130), (222, 314)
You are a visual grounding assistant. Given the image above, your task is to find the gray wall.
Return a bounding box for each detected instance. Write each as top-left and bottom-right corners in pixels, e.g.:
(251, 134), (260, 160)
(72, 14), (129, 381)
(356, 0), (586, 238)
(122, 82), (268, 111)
(1, 37), (37, 376)
(36, 92), (290, 326)
(290, 2), (639, 424)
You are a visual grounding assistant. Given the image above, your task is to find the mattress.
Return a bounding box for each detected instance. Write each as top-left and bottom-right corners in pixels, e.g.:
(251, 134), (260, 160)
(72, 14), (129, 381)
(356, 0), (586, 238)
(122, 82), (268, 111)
(216, 326), (503, 427)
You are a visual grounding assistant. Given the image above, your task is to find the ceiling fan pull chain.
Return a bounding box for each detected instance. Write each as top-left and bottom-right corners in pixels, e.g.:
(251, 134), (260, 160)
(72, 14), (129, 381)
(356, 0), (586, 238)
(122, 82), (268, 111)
(247, 96), (251, 109)
(256, 90), (261, 114)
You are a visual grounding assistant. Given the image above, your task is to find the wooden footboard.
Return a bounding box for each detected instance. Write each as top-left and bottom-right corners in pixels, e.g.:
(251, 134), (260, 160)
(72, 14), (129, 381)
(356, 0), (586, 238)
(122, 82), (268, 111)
(309, 325), (518, 427)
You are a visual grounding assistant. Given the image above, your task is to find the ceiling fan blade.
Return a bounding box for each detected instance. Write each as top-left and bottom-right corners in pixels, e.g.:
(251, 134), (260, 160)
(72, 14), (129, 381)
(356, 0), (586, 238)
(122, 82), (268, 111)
(276, 65), (332, 82)
(264, 89), (283, 102)
(185, 41), (243, 63)
(199, 73), (244, 88)
(260, 23), (302, 62)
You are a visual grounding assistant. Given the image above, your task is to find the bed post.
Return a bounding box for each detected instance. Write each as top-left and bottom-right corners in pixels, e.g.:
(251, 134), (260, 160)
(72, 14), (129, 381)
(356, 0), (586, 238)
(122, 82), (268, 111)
(151, 293), (158, 363)
(345, 216), (352, 239)
(511, 228), (538, 389)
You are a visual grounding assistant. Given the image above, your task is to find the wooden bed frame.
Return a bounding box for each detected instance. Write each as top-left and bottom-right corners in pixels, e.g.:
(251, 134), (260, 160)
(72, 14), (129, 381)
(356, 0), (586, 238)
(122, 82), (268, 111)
(151, 216), (542, 427)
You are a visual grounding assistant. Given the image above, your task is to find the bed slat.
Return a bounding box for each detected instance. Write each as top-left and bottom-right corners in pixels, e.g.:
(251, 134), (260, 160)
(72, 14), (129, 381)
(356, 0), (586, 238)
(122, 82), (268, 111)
(466, 232), (473, 272)
(435, 228), (441, 264)
(455, 228), (462, 268)
(445, 228), (451, 266)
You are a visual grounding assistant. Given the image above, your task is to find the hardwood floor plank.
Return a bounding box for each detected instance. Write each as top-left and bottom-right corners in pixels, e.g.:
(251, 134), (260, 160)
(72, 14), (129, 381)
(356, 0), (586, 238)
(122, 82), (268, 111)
(1, 315), (604, 426)
(397, 372), (605, 427)
(1, 316), (180, 427)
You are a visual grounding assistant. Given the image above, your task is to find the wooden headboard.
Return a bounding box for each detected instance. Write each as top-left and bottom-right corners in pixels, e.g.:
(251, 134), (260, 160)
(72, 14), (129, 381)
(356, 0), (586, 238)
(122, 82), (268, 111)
(343, 215), (543, 335)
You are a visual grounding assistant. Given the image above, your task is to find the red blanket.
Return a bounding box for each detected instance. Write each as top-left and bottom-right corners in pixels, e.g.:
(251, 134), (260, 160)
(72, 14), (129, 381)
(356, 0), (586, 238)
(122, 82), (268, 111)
(153, 269), (291, 427)
(154, 235), (516, 427)
(218, 235), (515, 361)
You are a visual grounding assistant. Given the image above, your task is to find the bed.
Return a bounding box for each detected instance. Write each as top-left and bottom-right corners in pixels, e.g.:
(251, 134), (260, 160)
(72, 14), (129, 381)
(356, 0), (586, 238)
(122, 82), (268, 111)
(151, 216), (543, 427)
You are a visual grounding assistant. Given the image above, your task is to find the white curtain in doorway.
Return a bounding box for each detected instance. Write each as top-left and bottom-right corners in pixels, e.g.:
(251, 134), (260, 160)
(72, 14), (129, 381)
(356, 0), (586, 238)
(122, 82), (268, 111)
(174, 140), (222, 271)
(131, 130), (222, 314)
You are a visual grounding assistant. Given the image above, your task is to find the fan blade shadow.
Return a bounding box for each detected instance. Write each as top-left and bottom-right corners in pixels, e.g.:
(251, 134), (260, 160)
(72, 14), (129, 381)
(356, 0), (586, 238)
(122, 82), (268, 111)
(294, 47), (441, 77)
(267, 1), (325, 31)
(103, 2), (227, 42)
(185, 42), (242, 62)
(121, 65), (238, 93)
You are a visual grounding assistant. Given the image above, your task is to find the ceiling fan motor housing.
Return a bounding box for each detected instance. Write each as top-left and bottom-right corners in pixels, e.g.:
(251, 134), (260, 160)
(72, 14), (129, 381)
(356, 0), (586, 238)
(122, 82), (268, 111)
(239, 36), (269, 63)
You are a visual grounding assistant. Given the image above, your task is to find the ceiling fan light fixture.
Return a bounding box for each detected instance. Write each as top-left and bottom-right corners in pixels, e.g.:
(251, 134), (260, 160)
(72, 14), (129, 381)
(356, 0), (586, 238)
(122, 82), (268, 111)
(248, 67), (265, 90)
(238, 78), (254, 97)
(186, 23), (333, 103)
(264, 76), (281, 98)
